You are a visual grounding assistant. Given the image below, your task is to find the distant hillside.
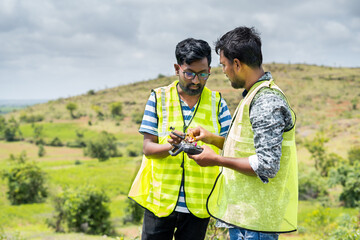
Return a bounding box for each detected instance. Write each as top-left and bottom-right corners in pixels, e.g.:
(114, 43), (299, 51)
(5, 63), (360, 155)
(0, 99), (48, 115)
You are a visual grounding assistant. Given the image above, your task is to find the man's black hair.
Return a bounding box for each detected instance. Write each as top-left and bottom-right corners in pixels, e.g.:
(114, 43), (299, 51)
(175, 38), (211, 66)
(215, 26), (262, 68)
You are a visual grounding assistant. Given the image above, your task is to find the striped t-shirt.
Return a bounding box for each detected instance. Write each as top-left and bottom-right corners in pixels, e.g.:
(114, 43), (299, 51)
(139, 91), (231, 213)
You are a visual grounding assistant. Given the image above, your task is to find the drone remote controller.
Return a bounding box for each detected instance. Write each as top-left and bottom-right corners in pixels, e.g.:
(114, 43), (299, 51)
(168, 127), (203, 156)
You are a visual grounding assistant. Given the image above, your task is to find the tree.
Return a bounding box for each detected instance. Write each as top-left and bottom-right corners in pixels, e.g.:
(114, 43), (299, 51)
(66, 102), (77, 119)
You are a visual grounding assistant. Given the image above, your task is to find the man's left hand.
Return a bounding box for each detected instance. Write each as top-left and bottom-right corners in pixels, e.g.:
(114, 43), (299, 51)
(188, 145), (220, 167)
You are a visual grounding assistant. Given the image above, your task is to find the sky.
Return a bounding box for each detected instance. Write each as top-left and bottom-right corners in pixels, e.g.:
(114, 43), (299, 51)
(0, 0), (359, 100)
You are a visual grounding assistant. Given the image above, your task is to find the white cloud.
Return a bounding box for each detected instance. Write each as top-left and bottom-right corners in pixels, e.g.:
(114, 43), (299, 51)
(0, 0), (359, 99)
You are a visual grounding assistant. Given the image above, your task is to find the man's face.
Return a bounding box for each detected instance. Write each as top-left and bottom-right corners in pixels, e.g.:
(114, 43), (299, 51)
(176, 57), (210, 96)
(219, 50), (245, 89)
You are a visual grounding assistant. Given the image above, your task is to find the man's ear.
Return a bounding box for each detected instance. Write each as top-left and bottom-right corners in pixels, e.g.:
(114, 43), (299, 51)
(174, 64), (180, 75)
(233, 58), (241, 70)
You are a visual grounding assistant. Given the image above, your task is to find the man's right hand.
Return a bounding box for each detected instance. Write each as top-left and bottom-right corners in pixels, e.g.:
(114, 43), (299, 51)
(187, 126), (225, 150)
(187, 126), (212, 144)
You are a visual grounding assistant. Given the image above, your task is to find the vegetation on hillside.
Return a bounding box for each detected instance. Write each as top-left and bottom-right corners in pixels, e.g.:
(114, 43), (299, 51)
(0, 63), (359, 239)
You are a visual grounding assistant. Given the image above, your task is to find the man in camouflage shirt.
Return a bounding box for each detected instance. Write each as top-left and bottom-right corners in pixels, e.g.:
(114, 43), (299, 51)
(187, 26), (298, 240)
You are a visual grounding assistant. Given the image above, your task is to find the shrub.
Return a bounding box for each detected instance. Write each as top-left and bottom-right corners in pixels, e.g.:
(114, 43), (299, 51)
(49, 137), (63, 147)
(0, 116), (5, 132)
(126, 144), (141, 157)
(110, 102), (123, 118)
(84, 131), (118, 161)
(32, 124), (44, 145)
(0, 229), (25, 240)
(304, 133), (344, 176)
(20, 114), (44, 123)
(91, 105), (104, 120)
(48, 186), (114, 235)
(132, 112), (143, 124)
(348, 146), (360, 166)
(38, 144), (46, 157)
(3, 117), (21, 141)
(123, 198), (144, 225)
(329, 214), (360, 240)
(329, 162), (360, 207)
(298, 170), (328, 200)
(87, 89), (96, 95)
(2, 162), (48, 205)
(9, 150), (28, 164)
(206, 218), (229, 240)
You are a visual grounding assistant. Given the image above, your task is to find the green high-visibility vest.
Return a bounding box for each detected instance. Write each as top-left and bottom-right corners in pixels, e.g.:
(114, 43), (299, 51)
(207, 80), (298, 232)
(129, 81), (222, 218)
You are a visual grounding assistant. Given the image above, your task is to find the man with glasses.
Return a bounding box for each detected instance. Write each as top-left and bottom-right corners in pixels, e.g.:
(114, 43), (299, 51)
(129, 38), (231, 240)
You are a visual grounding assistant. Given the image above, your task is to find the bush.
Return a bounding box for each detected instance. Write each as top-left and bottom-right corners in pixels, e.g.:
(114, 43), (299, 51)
(126, 144), (141, 157)
(84, 131), (118, 161)
(2, 162), (48, 205)
(91, 105), (104, 120)
(32, 124), (44, 145)
(20, 113), (44, 123)
(304, 133), (344, 176)
(48, 186), (114, 235)
(49, 137), (63, 147)
(0, 229), (25, 240)
(110, 102), (123, 118)
(87, 89), (96, 95)
(38, 144), (46, 157)
(3, 117), (21, 141)
(9, 150), (28, 164)
(298, 170), (328, 200)
(348, 146), (360, 166)
(123, 198), (144, 225)
(132, 112), (143, 124)
(329, 214), (360, 240)
(329, 162), (360, 207)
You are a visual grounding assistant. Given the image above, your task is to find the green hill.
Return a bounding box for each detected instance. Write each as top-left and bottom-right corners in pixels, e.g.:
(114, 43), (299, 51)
(1, 63), (360, 239)
(6, 63), (360, 154)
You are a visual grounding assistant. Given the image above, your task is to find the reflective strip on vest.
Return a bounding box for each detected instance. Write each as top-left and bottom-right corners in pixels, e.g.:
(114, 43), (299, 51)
(207, 80), (298, 232)
(129, 80), (222, 218)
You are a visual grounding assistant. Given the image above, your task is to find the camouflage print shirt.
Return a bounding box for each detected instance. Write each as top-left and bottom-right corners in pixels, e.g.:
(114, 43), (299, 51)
(215, 72), (294, 229)
(246, 72), (294, 183)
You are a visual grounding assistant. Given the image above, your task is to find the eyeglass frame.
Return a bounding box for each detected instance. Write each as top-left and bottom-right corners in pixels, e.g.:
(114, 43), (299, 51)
(178, 65), (211, 81)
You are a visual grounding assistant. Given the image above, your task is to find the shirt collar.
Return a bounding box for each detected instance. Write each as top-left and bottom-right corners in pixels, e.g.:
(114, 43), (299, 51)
(242, 72), (272, 97)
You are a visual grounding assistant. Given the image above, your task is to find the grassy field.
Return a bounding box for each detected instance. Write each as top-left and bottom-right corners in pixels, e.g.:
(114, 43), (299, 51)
(1, 63), (359, 239)
(0, 140), (141, 239)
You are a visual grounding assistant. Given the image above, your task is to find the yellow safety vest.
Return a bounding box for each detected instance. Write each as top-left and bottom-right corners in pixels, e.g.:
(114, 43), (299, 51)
(129, 80), (222, 218)
(207, 80), (298, 232)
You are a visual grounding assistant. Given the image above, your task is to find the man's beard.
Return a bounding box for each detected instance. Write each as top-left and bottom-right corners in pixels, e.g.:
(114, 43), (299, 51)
(179, 83), (203, 96)
(230, 77), (245, 89)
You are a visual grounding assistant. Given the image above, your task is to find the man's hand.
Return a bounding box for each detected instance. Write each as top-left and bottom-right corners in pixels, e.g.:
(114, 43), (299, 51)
(188, 145), (220, 167)
(168, 130), (185, 145)
(187, 126), (225, 150)
(187, 126), (212, 144)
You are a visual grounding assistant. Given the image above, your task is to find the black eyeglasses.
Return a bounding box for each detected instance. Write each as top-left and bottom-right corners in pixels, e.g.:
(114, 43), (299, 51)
(179, 65), (210, 81)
